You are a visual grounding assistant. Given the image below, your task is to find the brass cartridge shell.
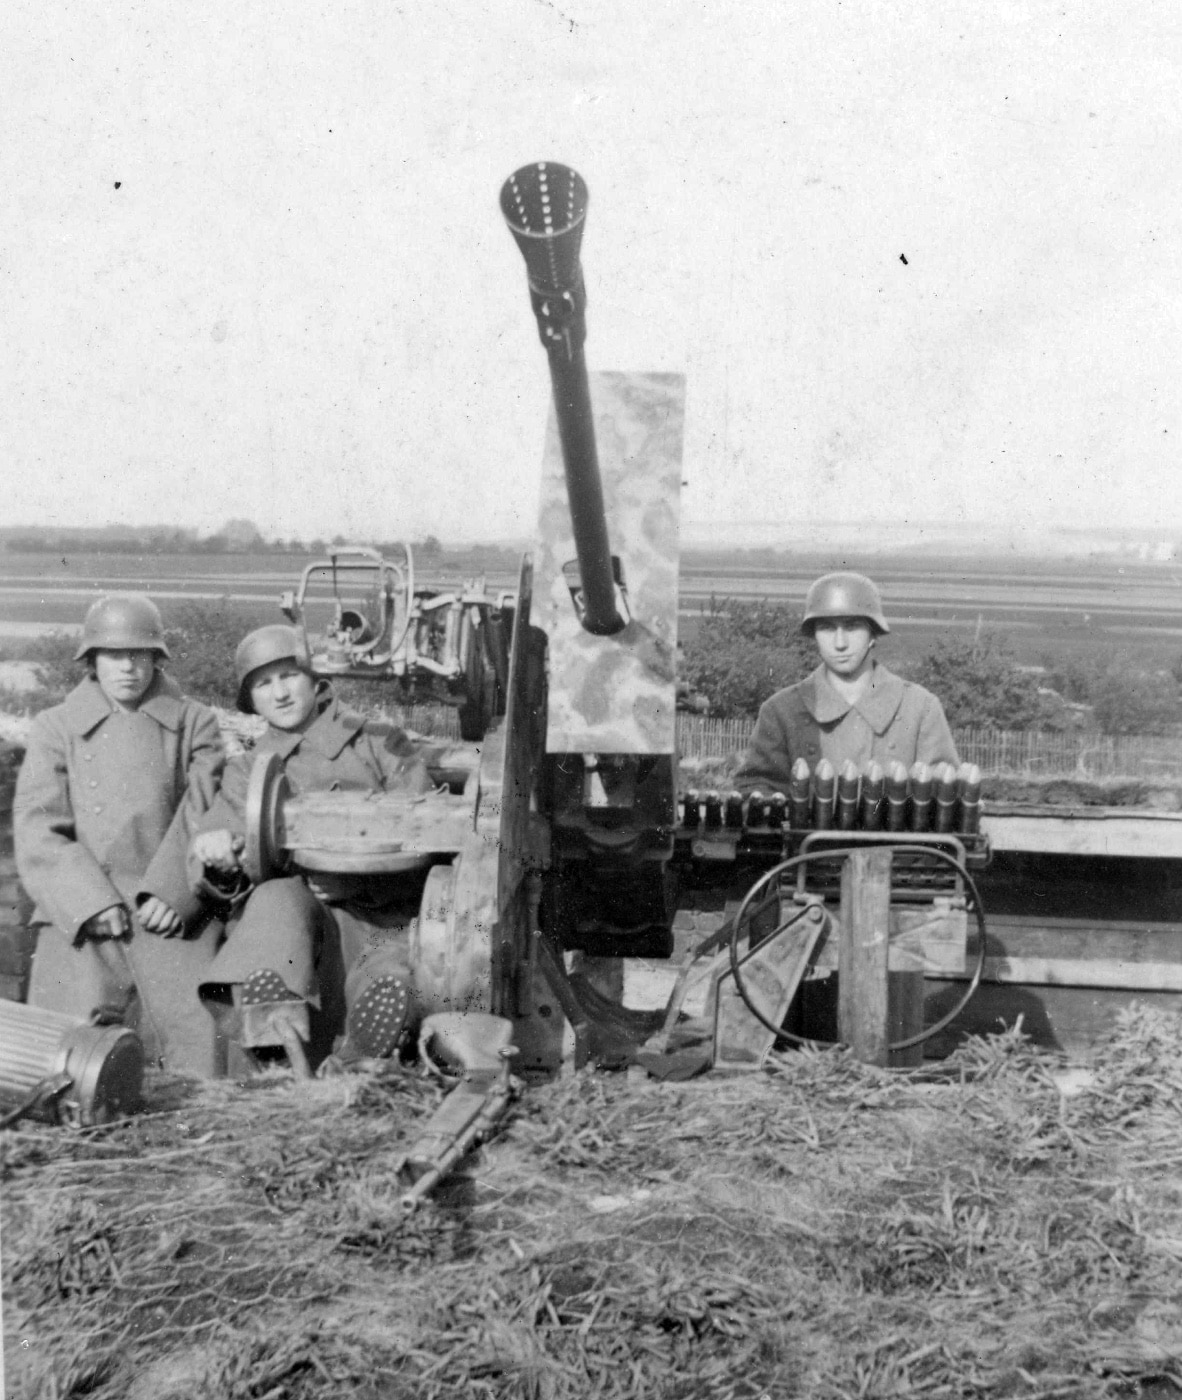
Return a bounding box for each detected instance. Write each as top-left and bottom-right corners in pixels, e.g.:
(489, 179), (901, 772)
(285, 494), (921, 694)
(908, 761), (934, 832)
(836, 760), (860, 830)
(861, 762), (885, 830)
(934, 762), (959, 833)
(885, 761), (909, 832)
(957, 763), (982, 834)
(812, 759), (836, 830)
(787, 758), (812, 828)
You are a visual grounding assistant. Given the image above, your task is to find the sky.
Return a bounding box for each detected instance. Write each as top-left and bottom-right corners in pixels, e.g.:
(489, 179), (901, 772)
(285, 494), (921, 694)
(3, 0), (1180, 544)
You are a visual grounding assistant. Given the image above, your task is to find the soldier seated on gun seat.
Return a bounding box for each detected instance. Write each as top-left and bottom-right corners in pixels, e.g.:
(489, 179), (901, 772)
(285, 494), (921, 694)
(189, 625), (432, 1078)
(734, 571), (959, 793)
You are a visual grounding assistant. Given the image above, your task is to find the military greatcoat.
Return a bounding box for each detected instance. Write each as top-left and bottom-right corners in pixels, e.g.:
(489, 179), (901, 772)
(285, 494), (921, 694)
(734, 662), (959, 794)
(13, 672), (226, 1076)
(190, 693), (432, 1060)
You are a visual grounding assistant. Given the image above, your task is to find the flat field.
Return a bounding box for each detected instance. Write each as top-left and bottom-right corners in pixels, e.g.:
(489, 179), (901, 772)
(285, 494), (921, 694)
(1, 549), (1180, 671)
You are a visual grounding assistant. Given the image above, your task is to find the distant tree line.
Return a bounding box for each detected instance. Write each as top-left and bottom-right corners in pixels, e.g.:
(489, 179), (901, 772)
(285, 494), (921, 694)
(0, 524), (524, 568)
(679, 598), (1182, 736)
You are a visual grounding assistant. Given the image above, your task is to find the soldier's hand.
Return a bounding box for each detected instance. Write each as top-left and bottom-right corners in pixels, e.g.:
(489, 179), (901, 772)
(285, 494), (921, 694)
(138, 896), (184, 937)
(192, 830), (245, 874)
(82, 905), (131, 941)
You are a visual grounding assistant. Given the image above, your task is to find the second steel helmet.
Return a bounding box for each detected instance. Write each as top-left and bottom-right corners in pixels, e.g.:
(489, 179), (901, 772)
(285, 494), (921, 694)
(74, 594), (170, 661)
(234, 624), (312, 713)
(801, 572), (890, 636)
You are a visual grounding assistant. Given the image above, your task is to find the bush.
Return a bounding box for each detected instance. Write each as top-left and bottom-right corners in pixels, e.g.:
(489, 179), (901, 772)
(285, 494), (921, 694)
(1046, 651), (1181, 736)
(680, 599), (815, 718)
(907, 634), (1055, 730)
(0, 631), (83, 713)
(163, 598), (273, 708)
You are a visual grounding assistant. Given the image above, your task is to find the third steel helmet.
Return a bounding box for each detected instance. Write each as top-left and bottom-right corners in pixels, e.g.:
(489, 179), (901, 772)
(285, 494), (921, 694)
(74, 594), (170, 661)
(801, 572), (890, 636)
(234, 624), (312, 713)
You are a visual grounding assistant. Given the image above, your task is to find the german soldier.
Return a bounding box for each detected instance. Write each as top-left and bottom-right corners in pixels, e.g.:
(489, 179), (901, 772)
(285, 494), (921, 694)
(14, 594), (226, 1077)
(190, 625), (432, 1077)
(734, 572), (958, 793)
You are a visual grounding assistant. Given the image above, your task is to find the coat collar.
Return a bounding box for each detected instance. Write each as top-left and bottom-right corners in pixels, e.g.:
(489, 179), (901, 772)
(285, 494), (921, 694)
(64, 671), (185, 737)
(799, 662), (905, 735)
(261, 691), (363, 761)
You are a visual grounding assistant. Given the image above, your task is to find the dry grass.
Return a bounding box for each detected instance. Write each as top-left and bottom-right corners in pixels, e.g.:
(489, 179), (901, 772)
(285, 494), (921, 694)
(4, 1008), (1182, 1399)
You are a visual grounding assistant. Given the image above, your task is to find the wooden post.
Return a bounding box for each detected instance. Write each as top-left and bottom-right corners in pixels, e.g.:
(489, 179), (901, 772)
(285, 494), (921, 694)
(887, 971), (925, 1068)
(838, 848), (893, 1066)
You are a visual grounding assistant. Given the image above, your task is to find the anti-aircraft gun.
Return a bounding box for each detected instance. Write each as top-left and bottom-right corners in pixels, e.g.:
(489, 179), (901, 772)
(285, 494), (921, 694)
(240, 163), (985, 1114)
(240, 160), (685, 1102)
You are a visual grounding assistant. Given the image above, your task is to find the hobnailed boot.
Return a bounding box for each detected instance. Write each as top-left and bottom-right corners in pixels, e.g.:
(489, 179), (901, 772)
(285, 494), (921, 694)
(239, 969), (313, 1080)
(335, 969), (411, 1065)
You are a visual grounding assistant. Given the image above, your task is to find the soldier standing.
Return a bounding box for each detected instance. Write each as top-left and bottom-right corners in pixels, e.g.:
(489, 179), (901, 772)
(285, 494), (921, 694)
(734, 572), (959, 793)
(13, 595), (226, 1077)
(190, 625), (433, 1077)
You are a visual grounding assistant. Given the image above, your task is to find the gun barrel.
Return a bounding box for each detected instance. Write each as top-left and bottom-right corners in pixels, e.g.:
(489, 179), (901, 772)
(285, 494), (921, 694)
(501, 162), (623, 636)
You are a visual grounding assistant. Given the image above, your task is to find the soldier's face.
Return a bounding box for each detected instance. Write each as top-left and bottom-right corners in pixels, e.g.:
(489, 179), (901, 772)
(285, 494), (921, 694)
(249, 660), (318, 731)
(93, 649), (157, 710)
(813, 617), (874, 678)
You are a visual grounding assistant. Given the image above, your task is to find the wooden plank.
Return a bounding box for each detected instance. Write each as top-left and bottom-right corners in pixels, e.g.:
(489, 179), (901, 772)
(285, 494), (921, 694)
(983, 914), (1182, 960)
(947, 956), (1182, 992)
(888, 971), (925, 1068)
(982, 809), (1182, 858)
(942, 913), (1182, 990)
(838, 849), (893, 1066)
(923, 982), (1182, 1059)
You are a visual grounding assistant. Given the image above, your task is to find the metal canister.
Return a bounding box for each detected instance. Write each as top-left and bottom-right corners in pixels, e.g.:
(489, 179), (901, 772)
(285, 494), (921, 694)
(0, 1000), (143, 1127)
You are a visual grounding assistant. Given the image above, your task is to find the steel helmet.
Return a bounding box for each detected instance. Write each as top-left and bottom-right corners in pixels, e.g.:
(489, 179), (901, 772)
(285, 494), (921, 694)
(74, 594), (170, 661)
(801, 572), (890, 636)
(234, 624), (312, 713)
